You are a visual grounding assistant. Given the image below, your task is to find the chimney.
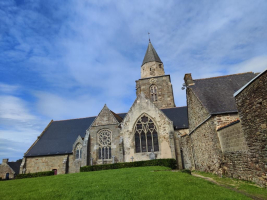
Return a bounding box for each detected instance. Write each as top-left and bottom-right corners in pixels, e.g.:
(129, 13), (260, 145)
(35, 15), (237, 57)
(184, 73), (194, 86)
(2, 158), (8, 164)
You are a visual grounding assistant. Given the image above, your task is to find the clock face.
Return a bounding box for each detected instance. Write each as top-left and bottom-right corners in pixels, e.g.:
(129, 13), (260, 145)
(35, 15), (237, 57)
(98, 130), (111, 146)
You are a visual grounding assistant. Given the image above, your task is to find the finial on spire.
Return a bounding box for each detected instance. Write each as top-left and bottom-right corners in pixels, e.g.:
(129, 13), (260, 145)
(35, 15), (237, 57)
(148, 32), (150, 42)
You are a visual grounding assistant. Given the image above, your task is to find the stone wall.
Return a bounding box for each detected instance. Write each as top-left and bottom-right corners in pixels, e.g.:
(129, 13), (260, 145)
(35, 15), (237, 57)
(141, 61), (165, 78)
(180, 135), (193, 169)
(186, 88), (222, 173)
(121, 93), (176, 162)
(88, 124), (122, 165)
(0, 159), (15, 179)
(25, 155), (68, 174)
(234, 70), (267, 186)
(190, 117), (222, 173)
(68, 154), (81, 174)
(136, 75), (175, 109)
(83, 105), (123, 166)
(186, 88), (210, 132)
(222, 151), (267, 186)
(217, 122), (248, 152)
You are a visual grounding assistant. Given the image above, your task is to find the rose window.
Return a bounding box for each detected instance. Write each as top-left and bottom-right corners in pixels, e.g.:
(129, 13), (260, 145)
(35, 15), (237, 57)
(98, 130), (112, 146)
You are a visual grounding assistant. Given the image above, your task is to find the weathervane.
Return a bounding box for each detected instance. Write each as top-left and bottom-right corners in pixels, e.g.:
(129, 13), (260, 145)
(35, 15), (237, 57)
(148, 32), (150, 42)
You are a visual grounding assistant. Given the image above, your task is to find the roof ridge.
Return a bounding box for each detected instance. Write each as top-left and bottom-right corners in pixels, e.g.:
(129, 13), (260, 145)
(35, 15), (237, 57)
(116, 112), (127, 114)
(54, 116), (97, 122)
(161, 106), (187, 110)
(194, 72), (254, 81)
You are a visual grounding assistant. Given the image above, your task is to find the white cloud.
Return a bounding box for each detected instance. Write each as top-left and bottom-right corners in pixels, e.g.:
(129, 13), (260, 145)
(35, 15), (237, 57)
(0, 95), (36, 121)
(229, 55), (267, 74)
(0, 83), (20, 94)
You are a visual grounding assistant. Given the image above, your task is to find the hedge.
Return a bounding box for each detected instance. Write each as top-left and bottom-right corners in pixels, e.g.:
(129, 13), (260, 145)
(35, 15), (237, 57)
(80, 159), (177, 172)
(16, 171), (54, 179)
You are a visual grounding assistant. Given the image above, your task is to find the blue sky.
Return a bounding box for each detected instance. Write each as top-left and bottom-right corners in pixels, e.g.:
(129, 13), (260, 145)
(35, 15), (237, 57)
(0, 0), (267, 162)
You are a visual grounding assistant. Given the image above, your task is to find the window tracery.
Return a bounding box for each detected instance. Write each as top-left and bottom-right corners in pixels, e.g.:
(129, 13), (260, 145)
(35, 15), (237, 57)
(98, 129), (112, 159)
(150, 85), (157, 102)
(75, 144), (82, 159)
(134, 114), (159, 153)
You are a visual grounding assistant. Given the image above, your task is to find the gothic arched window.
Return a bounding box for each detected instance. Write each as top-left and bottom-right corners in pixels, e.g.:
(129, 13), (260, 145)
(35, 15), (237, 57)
(134, 114), (159, 153)
(98, 129), (112, 159)
(75, 144), (82, 159)
(150, 85), (157, 102)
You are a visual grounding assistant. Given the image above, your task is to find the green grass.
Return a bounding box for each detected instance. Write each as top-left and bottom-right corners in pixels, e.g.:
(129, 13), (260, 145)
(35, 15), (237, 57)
(0, 166), (251, 200)
(194, 171), (267, 199)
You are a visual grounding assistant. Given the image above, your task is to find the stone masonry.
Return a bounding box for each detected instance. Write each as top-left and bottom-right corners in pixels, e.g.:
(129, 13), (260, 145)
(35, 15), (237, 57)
(141, 61), (165, 78)
(136, 75), (176, 109)
(232, 70), (267, 186)
(83, 105), (122, 166)
(24, 155), (68, 174)
(217, 121), (248, 152)
(121, 93), (178, 163)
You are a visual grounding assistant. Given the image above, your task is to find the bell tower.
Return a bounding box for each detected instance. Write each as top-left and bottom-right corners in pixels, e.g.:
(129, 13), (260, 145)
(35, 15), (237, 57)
(141, 40), (165, 78)
(136, 40), (176, 109)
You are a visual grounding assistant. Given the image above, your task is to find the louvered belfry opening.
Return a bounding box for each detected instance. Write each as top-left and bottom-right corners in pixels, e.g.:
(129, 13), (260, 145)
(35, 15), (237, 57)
(150, 85), (158, 102)
(134, 114), (159, 153)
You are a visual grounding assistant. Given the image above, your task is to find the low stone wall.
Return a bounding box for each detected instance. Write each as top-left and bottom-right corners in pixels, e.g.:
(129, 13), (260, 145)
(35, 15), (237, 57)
(222, 151), (267, 186)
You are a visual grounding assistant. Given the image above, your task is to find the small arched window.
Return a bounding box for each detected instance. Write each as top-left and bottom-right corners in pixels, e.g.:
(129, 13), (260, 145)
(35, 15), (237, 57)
(150, 85), (157, 102)
(75, 144), (82, 159)
(134, 114), (159, 153)
(98, 129), (112, 159)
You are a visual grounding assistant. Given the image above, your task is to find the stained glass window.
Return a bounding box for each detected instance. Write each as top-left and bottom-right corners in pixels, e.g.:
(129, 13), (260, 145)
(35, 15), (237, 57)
(75, 144), (82, 159)
(98, 129), (112, 159)
(134, 114), (159, 153)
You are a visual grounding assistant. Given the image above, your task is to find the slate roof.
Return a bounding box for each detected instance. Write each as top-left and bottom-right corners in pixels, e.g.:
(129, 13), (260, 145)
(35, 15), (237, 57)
(142, 41), (162, 66)
(8, 162), (21, 174)
(26, 117), (96, 157)
(110, 111), (123, 123)
(161, 106), (188, 129)
(25, 107), (188, 157)
(189, 72), (257, 114)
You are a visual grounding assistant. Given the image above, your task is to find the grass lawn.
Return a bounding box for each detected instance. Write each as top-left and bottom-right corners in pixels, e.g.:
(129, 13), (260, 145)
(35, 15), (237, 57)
(194, 171), (267, 200)
(0, 166), (252, 200)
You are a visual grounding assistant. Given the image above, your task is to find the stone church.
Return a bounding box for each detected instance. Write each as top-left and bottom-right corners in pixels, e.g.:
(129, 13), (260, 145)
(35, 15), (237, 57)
(20, 41), (189, 174)
(18, 40), (267, 186)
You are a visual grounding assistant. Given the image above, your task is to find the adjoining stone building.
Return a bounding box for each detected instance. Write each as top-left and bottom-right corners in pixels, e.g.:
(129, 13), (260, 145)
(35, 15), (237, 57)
(0, 159), (21, 180)
(20, 40), (189, 174)
(181, 69), (267, 186)
(221, 69), (267, 186)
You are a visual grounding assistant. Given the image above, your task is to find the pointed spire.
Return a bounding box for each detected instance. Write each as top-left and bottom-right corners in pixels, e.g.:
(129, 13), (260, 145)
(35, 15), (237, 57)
(142, 40), (162, 67)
